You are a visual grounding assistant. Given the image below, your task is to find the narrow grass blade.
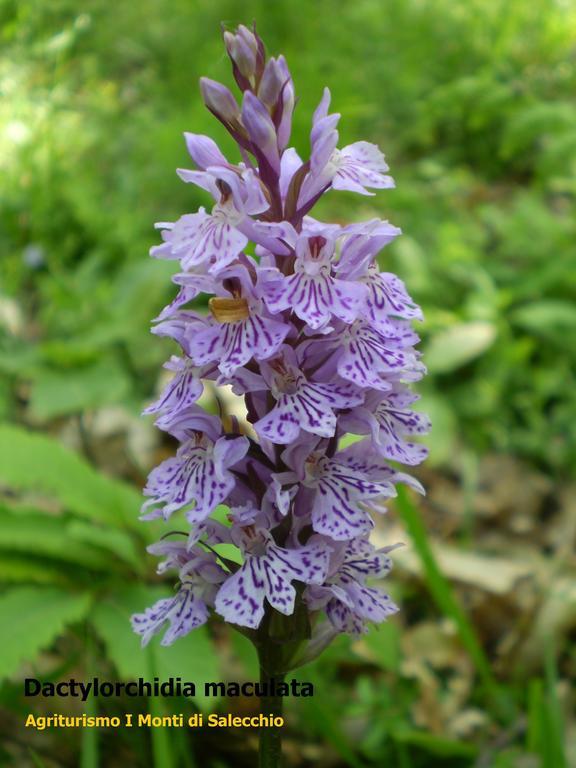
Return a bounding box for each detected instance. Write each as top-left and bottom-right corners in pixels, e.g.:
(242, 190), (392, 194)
(394, 486), (497, 693)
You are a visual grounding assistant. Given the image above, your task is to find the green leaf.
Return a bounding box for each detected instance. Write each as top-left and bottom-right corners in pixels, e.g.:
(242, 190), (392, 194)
(0, 587), (92, 679)
(0, 508), (143, 573)
(512, 300), (576, 339)
(424, 322), (497, 373)
(0, 554), (71, 586)
(0, 511), (118, 571)
(393, 728), (477, 758)
(66, 520), (143, 573)
(294, 666), (364, 768)
(0, 424), (140, 528)
(29, 358), (131, 420)
(91, 585), (219, 711)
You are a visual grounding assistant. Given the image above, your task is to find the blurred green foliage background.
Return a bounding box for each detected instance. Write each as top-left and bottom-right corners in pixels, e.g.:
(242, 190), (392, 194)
(0, 1), (575, 766)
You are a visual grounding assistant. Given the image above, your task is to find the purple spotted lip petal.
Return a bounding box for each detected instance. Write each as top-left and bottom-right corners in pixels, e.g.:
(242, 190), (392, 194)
(215, 529), (329, 629)
(133, 25), (428, 648)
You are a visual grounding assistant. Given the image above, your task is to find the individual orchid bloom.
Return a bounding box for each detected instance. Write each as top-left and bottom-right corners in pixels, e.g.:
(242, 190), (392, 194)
(151, 167), (268, 274)
(330, 142), (395, 196)
(146, 537), (229, 578)
(305, 539), (399, 635)
(143, 355), (209, 420)
(336, 219), (402, 281)
(215, 527), (330, 629)
(263, 233), (368, 330)
(184, 268), (291, 377)
(299, 88), (394, 209)
(253, 348), (364, 444)
(337, 319), (421, 391)
(132, 548), (226, 646)
(150, 208), (246, 275)
(141, 426), (249, 522)
(295, 445), (398, 540)
(361, 263), (424, 325)
(131, 579), (211, 646)
(340, 388), (430, 465)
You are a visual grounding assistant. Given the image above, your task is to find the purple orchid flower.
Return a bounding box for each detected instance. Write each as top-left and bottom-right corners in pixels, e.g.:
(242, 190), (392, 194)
(132, 545), (226, 646)
(141, 411), (249, 522)
(262, 233), (368, 330)
(305, 539), (399, 635)
(215, 527), (330, 629)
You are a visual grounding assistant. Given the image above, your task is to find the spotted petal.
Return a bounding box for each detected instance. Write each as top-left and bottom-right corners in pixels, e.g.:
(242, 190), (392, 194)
(309, 456), (396, 540)
(188, 314), (290, 376)
(332, 142), (394, 195)
(365, 270), (423, 325)
(337, 322), (413, 391)
(141, 435), (248, 522)
(165, 209), (247, 273)
(264, 272), (367, 329)
(255, 381), (362, 444)
(215, 558), (266, 629)
(131, 586), (209, 646)
(143, 356), (204, 419)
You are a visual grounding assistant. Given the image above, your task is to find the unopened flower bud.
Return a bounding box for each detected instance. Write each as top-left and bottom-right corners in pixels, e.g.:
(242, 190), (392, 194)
(241, 91), (280, 174)
(200, 77), (241, 124)
(224, 29), (257, 81)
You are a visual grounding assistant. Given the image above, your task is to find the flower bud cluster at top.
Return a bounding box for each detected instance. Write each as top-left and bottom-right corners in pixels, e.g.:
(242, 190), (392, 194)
(132, 23), (429, 652)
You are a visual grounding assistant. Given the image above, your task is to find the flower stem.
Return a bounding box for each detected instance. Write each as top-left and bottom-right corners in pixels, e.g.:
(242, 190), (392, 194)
(258, 636), (285, 768)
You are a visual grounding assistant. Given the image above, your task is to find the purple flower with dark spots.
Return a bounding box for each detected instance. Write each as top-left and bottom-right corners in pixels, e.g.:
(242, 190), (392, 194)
(253, 349), (363, 443)
(215, 528), (329, 628)
(340, 388), (431, 465)
(263, 233), (368, 330)
(297, 444), (397, 540)
(132, 547), (226, 646)
(141, 430), (249, 522)
(305, 539), (399, 635)
(143, 356), (207, 419)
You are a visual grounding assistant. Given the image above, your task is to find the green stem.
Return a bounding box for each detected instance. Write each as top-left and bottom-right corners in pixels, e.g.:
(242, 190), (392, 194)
(258, 636), (285, 768)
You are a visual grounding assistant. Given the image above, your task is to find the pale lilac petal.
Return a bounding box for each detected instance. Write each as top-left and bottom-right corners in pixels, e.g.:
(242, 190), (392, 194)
(337, 322), (411, 391)
(254, 407), (301, 444)
(366, 270), (423, 324)
(189, 314), (289, 376)
(215, 559), (266, 629)
(131, 588), (209, 647)
(268, 542), (329, 585)
(333, 141), (395, 195)
(143, 356), (204, 417)
(141, 434), (245, 522)
(184, 133), (229, 170)
(279, 147), (303, 200)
